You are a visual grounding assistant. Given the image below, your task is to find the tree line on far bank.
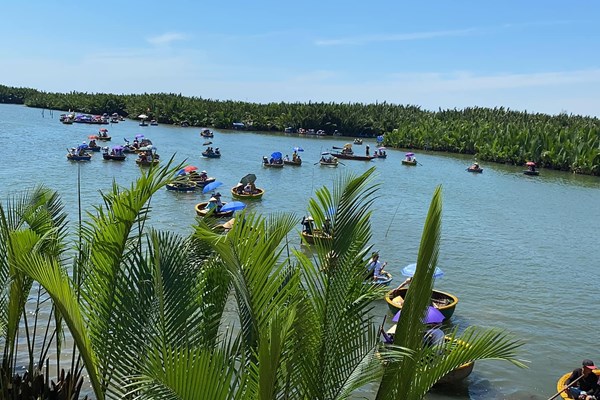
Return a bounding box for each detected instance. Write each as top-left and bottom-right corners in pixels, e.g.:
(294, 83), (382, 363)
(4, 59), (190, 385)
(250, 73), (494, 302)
(1, 84), (599, 175)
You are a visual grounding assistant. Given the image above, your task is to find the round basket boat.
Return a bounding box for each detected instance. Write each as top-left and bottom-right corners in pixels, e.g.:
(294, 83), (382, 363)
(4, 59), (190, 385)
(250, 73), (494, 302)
(556, 370), (600, 399)
(300, 230), (333, 245)
(231, 187), (265, 200)
(195, 202), (234, 218)
(385, 287), (458, 320)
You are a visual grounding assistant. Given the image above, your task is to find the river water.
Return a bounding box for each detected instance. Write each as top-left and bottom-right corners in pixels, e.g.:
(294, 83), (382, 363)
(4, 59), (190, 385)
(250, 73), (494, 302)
(1, 104), (599, 399)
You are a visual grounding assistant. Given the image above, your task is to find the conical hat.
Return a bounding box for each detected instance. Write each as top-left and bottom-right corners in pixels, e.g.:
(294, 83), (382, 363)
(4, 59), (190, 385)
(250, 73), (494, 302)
(222, 218), (236, 230)
(209, 197), (217, 202)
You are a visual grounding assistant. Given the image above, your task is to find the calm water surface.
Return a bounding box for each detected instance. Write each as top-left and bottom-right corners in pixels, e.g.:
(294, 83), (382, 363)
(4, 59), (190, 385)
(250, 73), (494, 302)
(1, 104), (599, 399)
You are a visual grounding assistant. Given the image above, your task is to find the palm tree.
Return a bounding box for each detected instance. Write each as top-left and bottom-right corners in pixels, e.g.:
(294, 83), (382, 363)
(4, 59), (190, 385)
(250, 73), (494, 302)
(3, 163), (525, 399)
(375, 186), (526, 399)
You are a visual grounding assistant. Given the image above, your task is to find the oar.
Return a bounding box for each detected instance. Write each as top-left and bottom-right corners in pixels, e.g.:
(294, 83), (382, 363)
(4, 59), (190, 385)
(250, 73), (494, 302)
(338, 160), (346, 166)
(332, 146), (345, 150)
(547, 374), (584, 400)
(416, 160), (424, 166)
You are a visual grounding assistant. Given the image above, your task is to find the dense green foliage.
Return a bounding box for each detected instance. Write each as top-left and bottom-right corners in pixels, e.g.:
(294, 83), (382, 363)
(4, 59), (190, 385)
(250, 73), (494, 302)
(1, 83), (598, 175)
(0, 164), (524, 399)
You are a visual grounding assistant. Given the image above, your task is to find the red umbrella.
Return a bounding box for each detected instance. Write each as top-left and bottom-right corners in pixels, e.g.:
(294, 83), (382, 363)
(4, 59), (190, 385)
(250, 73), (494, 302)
(99, 128), (108, 132)
(184, 166), (198, 172)
(526, 161), (536, 166)
(88, 135), (98, 139)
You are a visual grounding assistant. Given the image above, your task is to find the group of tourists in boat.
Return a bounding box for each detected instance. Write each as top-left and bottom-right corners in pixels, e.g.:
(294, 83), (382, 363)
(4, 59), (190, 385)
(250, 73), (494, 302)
(402, 152), (417, 166)
(202, 147), (221, 158)
(319, 152), (338, 166)
(231, 174), (264, 200)
(300, 215), (332, 245)
(200, 128), (214, 138)
(136, 148), (160, 166)
(97, 128), (111, 141)
(263, 152), (284, 167)
(67, 144), (92, 161)
(102, 146), (126, 161)
(283, 151), (302, 166)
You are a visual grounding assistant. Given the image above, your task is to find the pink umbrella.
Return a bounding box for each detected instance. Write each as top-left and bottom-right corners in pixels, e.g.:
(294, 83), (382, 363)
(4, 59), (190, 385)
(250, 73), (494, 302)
(184, 166), (198, 172)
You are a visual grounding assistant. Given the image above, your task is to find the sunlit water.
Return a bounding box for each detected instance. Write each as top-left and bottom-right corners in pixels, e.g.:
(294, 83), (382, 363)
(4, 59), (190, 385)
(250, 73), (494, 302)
(1, 104), (599, 399)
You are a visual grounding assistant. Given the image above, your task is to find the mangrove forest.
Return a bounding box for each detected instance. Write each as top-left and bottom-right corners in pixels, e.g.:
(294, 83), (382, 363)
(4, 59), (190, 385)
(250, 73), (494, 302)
(1, 84), (599, 175)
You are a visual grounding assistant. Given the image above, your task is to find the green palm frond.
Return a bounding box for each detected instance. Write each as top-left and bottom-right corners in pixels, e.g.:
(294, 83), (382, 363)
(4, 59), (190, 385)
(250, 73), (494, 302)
(13, 248), (103, 399)
(376, 186), (525, 400)
(293, 167), (384, 399)
(127, 339), (244, 400)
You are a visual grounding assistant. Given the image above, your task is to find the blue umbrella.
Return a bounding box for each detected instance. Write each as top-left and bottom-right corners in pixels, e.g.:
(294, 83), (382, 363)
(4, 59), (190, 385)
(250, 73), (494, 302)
(401, 263), (444, 278)
(392, 306), (445, 324)
(202, 181), (223, 194)
(135, 134), (145, 139)
(220, 201), (246, 213)
(77, 143), (89, 150)
(175, 169), (186, 176)
(293, 146), (304, 152)
(271, 151), (282, 160)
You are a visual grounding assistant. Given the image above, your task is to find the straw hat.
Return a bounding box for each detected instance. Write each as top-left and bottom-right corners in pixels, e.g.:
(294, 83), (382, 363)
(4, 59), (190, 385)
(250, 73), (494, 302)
(306, 216), (314, 221)
(201, 170), (207, 173)
(209, 197), (217, 202)
(222, 218), (236, 230)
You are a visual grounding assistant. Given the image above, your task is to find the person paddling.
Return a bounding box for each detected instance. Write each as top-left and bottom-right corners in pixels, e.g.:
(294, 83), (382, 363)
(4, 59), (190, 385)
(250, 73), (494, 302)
(565, 359), (599, 400)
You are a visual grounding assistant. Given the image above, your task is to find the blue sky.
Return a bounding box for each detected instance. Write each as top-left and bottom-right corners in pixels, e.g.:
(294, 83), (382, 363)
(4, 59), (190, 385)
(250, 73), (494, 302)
(1, 1), (599, 117)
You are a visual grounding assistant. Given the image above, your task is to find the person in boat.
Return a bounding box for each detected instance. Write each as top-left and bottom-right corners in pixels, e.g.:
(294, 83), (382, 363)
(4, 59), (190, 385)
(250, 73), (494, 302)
(235, 183), (245, 194)
(263, 156), (269, 165)
(371, 253), (388, 281)
(199, 170), (208, 181)
(214, 192), (223, 211)
(366, 252), (386, 280)
(470, 162), (480, 170)
(423, 324), (445, 348)
(204, 197), (218, 211)
(528, 164), (536, 172)
(215, 147), (220, 155)
(70, 148), (77, 156)
(323, 218), (332, 236)
(565, 359), (599, 400)
(133, 138), (139, 149)
(292, 151), (298, 162)
(301, 216), (314, 235)
(244, 183), (253, 193)
(89, 139), (97, 147)
(366, 145), (370, 156)
(284, 154), (290, 162)
(139, 152), (148, 162)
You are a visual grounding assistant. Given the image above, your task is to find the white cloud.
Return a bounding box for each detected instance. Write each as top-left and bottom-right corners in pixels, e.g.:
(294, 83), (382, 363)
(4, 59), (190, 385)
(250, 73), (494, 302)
(147, 32), (188, 46)
(315, 28), (476, 46)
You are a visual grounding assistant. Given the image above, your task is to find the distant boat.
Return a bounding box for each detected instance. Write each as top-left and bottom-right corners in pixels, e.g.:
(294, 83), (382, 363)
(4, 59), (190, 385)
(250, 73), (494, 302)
(150, 120), (158, 126)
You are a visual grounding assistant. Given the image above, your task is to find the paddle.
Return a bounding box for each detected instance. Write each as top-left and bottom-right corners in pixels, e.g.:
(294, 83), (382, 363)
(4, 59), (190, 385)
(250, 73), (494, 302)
(547, 373), (584, 400)
(332, 146), (344, 150)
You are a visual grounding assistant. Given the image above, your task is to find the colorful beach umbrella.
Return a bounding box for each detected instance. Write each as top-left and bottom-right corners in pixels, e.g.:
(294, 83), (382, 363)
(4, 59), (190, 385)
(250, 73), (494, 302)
(401, 263), (444, 278)
(392, 306), (445, 324)
(220, 201), (246, 213)
(184, 166), (198, 172)
(202, 181), (223, 194)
